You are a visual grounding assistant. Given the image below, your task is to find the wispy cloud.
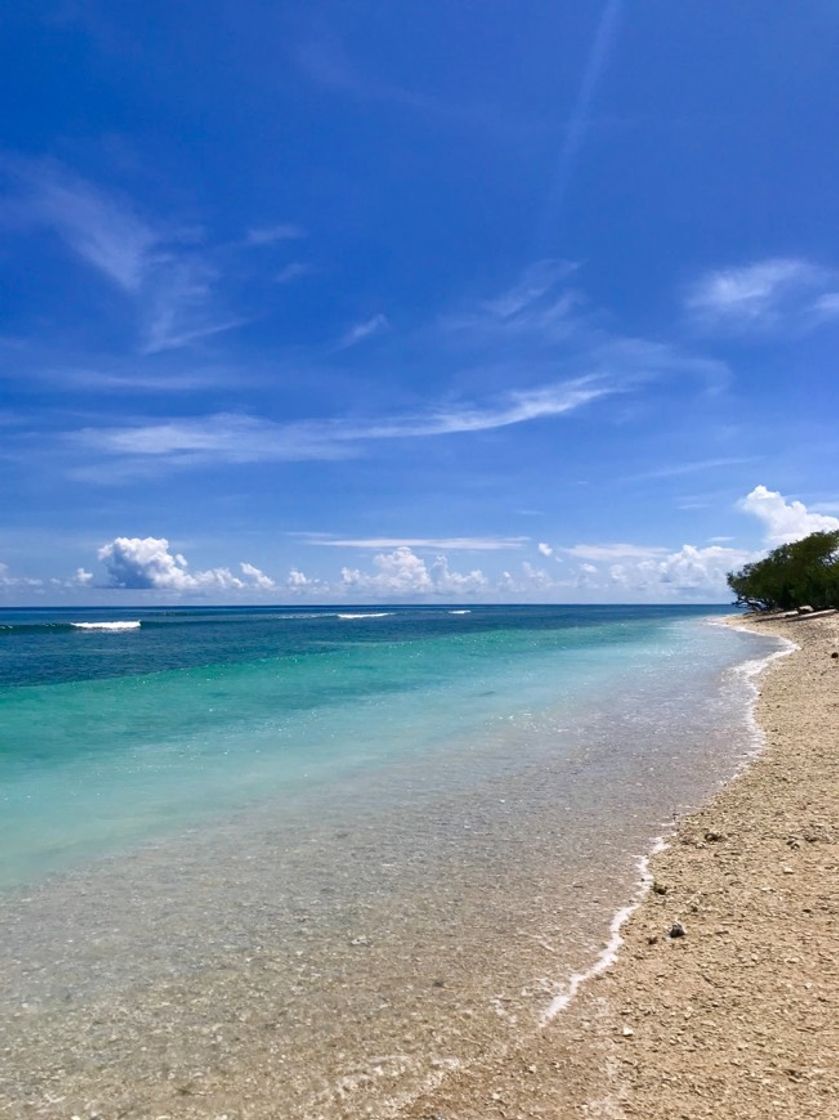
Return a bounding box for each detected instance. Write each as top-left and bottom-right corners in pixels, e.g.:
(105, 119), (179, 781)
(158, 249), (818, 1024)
(73, 413), (338, 464)
(1, 157), (243, 354)
(335, 313), (390, 350)
(2, 157), (156, 291)
(275, 261), (315, 284)
(14, 252), (735, 492)
(813, 291), (839, 318)
(70, 375), (618, 469)
(627, 456), (757, 482)
(539, 0), (624, 235)
(560, 542), (668, 560)
(40, 367), (241, 393)
(444, 258), (582, 341)
(245, 223), (306, 246)
(295, 38), (537, 140)
(442, 259), (729, 394)
(685, 257), (839, 333)
(294, 534), (528, 551)
(481, 260), (579, 320)
(395, 377), (613, 435)
(140, 258), (247, 354)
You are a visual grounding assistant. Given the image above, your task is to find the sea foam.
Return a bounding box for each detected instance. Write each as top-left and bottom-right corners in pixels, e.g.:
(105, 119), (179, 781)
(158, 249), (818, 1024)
(540, 836), (668, 1024)
(71, 621), (142, 632)
(337, 612), (394, 620)
(539, 627), (795, 1026)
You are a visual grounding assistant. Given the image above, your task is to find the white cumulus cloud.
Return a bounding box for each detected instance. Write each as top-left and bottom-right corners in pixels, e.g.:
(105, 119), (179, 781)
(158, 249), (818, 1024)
(738, 484), (839, 546)
(520, 561), (556, 589)
(97, 536), (276, 593)
(429, 554), (488, 595)
(590, 544), (749, 600)
(239, 562), (276, 590)
(340, 546), (486, 598)
(0, 562), (43, 589)
(285, 567), (329, 594)
(287, 568), (311, 590)
(498, 561), (574, 595)
(621, 544), (750, 595)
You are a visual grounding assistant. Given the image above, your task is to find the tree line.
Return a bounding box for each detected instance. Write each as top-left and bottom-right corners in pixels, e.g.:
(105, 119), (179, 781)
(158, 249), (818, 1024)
(727, 530), (839, 612)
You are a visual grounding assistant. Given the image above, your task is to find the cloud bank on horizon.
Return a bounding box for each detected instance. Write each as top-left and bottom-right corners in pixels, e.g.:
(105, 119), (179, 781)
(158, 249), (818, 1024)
(4, 487), (836, 605)
(1, 3), (837, 604)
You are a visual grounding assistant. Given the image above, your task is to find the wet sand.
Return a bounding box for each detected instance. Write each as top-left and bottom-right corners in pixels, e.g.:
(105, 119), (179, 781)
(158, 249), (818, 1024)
(402, 613), (839, 1119)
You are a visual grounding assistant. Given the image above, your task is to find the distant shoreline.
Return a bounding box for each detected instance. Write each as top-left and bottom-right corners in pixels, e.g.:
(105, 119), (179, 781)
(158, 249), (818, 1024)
(402, 612), (839, 1118)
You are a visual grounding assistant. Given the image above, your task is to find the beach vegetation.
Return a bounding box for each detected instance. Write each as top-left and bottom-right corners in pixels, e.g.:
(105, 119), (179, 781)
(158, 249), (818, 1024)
(727, 530), (839, 612)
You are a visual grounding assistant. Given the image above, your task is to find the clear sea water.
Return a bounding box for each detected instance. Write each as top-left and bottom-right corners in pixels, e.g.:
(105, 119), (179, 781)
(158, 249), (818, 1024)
(0, 604), (781, 1118)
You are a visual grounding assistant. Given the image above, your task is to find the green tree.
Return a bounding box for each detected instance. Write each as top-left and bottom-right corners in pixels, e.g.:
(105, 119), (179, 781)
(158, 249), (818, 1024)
(727, 530), (839, 612)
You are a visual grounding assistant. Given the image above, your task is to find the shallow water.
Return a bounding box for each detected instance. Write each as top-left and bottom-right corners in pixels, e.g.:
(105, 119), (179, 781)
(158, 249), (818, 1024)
(0, 605), (780, 1117)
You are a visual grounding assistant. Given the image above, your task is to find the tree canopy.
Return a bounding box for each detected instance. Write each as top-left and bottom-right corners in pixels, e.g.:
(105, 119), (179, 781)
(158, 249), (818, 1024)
(727, 530), (839, 612)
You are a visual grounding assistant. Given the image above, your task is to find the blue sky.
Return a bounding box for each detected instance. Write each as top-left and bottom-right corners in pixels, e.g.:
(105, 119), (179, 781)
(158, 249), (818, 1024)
(2, 1), (838, 604)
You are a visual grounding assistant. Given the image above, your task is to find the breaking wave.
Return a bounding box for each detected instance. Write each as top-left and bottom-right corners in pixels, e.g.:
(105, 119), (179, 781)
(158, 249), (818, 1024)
(71, 621), (142, 632)
(337, 612), (395, 620)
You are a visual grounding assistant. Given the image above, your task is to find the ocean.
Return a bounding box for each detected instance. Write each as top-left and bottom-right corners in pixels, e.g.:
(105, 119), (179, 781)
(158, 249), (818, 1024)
(0, 604), (781, 1118)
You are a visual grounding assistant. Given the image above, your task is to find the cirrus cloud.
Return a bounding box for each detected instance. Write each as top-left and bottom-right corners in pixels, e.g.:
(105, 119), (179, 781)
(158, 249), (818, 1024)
(297, 534), (527, 551)
(685, 257), (839, 334)
(71, 376), (617, 470)
(0, 157), (244, 354)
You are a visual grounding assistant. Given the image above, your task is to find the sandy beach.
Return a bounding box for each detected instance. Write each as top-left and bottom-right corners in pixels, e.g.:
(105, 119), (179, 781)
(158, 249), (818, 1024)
(402, 613), (839, 1119)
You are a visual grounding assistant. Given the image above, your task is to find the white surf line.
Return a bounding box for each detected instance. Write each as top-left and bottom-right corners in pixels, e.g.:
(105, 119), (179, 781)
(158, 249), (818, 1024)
(539, 835), (668, 1025)
(732, 641), (798, 758)
(715, 628), (799, 809)
(375, 831), (674, 1116)
(709, 617), (798, 765)
(337, 612), (394, 620)
(540, 627), (798, 1026)
(71, 620), (141, 631)
(364, 623), (802, 1114)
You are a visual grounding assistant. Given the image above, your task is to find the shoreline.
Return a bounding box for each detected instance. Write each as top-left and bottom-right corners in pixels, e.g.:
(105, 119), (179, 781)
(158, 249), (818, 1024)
(538, 616), (797, 1029)
(2, 612), (832, 1119)
(401, 612), (839, 1118)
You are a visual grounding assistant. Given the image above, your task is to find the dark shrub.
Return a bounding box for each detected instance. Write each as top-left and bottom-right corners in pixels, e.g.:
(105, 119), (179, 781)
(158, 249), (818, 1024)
(727, 530), (839, 612)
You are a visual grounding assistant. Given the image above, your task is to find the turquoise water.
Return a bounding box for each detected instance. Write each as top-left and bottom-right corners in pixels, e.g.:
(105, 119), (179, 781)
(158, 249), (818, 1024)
(1, 604), (760, 887)
(0, 604), (785, 1118)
